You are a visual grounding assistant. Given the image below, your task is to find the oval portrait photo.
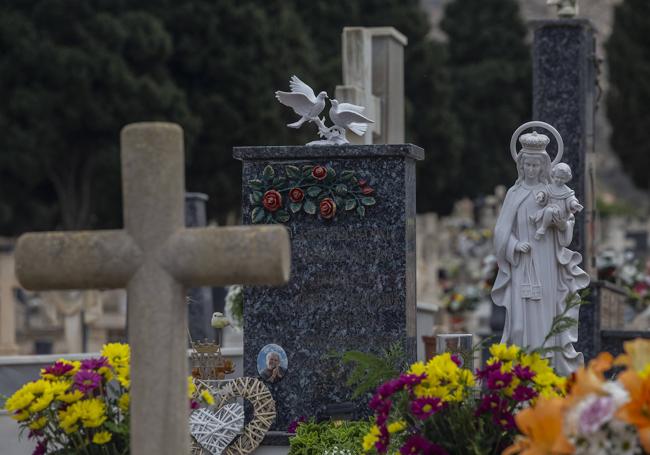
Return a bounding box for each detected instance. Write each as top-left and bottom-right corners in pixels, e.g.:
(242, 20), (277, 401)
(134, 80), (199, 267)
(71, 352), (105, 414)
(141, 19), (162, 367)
(257, 344), (288, 384)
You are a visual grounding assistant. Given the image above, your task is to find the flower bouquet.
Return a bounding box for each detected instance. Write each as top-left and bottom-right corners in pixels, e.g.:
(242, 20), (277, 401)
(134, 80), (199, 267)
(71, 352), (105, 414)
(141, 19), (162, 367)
(504, 338), (650, 455)
(363, 344), (566, 455)
(2, 343), (213, 455)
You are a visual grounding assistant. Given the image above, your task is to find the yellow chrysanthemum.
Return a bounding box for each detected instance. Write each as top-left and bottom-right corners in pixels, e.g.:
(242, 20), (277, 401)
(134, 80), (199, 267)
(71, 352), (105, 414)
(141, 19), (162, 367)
(489, 343), (520, 362)
(411, 353), (474, 402)
(58, 398), (107, 431)
(23, 380), (54, 413)
(101, 343), (130, 368)
(115, 365), (130, 389)
(201, 389), (215, 405)
(49, 380), (71, 397)
(188, 377), (197, 398)
(4, 386), (36, 412)
(11, 410), (30, 422)
(58, 390), (84, 404)
(407, 361), (426, 376)
(387, 420), (406, 433)
(92, 431), (112, 445)
(362, 425), (381, 452)
(28, 416), (48, 430)
(118, 393), (130, 413)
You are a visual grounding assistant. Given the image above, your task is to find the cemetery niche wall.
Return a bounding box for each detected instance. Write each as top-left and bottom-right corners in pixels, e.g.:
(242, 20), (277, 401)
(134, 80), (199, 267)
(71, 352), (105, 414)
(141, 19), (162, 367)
(235, 143), (423, 432)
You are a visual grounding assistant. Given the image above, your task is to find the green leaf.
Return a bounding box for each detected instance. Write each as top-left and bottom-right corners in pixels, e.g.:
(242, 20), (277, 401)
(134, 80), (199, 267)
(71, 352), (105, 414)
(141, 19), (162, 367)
(341, 170), (355, 180)
(345, 199), (357, 211)
(249, 191), (263, 205)
(275, 210), (290, 223)
(249, 179), (264, 190)
(272, 176), (281, 186)
(334, 184), (348, 195)
(289, 202), (302, 213)
(325, 166), (336, 178)
(361, 197), (376, 206)
(333, 196), (343, 207)
(251, 207), (265, 223)
(263, 165), (275, 180)
(286, 165), (301, 179)
(307, 186), (321, 197)
(356, 205), (366, 217)
(303, 199), (317, 215)
(302, 165), (313, 177)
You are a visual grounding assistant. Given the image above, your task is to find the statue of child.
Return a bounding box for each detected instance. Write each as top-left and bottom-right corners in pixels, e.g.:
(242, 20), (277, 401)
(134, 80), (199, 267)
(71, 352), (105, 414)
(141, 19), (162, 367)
(531, 162), (583, 240)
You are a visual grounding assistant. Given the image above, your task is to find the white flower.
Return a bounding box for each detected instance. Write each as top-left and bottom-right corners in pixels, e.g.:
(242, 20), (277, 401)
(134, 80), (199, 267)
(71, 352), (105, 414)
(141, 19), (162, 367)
(603, 381), (630, 408)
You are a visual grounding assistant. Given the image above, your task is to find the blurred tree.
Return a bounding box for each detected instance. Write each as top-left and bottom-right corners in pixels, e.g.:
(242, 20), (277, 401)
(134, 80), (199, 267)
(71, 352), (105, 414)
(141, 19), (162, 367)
(286, 0), (463, 213)
(143, 0), (319, 224)
(0, 0), (197, 233)
(441, 0), (531, 198)
(606, 0), (650, 191)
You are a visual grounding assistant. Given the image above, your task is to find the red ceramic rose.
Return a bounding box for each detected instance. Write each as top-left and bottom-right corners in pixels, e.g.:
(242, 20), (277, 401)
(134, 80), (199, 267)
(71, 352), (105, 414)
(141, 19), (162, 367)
(319, 198), (336, 219)
(262, 189), (282, 212)
(362, 186), (375, 195)
(358, 178), (367, 186)
(311, 165), (328, 181)
(289, 188), (305, 203)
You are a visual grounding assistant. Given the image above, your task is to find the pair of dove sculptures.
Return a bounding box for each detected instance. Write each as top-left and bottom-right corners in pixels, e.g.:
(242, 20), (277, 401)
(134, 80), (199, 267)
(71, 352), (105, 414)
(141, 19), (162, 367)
(275, 75), (374, 146)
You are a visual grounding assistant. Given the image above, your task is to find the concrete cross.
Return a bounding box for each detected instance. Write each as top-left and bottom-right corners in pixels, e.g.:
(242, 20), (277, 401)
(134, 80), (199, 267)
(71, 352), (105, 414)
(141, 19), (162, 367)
(14, 123), (291, 455)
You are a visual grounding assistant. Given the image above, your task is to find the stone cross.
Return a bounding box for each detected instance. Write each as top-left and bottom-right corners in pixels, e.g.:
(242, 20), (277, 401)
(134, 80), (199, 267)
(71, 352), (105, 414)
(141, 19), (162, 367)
(335, 27), (407, 144)
(14, 123), (291, 455)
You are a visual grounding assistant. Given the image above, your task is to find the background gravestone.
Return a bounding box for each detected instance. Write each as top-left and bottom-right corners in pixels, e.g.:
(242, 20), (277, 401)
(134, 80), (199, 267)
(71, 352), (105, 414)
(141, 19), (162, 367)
(235, 144), (423, 431)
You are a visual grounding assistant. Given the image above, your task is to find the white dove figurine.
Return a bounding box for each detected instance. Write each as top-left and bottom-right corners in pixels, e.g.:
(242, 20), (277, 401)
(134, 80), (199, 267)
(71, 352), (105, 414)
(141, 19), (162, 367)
(275, 75), (328, 128)
(211, 311), (230, 329)
(329, 99), (374, 137)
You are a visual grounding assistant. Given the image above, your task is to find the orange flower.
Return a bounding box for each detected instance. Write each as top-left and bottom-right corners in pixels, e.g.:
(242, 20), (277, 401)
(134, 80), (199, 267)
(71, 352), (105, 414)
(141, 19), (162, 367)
(614, 338), (650, 375)
(563, 357), (611, 405)
(617, 370), (650, 452)
(502, 398), (574, 455)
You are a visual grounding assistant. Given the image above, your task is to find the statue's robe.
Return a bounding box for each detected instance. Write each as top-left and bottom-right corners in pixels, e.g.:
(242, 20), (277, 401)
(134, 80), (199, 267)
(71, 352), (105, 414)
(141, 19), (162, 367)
(492, 182), (589, 375)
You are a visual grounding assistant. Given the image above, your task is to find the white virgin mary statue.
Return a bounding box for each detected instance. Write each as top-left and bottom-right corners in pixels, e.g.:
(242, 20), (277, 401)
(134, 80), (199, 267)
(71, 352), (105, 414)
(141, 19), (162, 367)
(491, 122), (589, 375)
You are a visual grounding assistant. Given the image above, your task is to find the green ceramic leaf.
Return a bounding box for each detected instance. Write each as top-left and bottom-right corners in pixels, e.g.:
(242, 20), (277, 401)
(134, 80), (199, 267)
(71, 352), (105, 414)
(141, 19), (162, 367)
(334, 184), (348, 195)
(250, 191), (263, 204)
(272, 176), (281, 186)
(356, 205), (366, 217)
(304, 199), (317, 215)
(249, 179), (264, 190)
(275, 210), (290, 223)
(251, 207), (265, 223)
(263, 165), (275, 179)
(326, 166), (336, 178)
(302, 165), (313, 177)
(307, 186), (321, 197)
(345, 199), (357, 211)
(286, 165), (301, 179)
(341, 170), (355, 180)
(289, 202), (303, 213)
(333, 196), (343, 207)
(361, 197), (376, 206)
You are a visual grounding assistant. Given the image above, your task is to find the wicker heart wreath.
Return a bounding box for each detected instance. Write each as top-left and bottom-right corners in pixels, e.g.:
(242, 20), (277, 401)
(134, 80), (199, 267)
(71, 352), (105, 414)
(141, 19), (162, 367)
(191, 377), (276, 455)
(190, 403), (244, 455)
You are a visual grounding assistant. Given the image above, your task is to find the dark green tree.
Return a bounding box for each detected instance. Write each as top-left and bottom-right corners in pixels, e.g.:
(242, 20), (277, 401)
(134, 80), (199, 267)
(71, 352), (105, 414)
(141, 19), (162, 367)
(606, 0), (650, 191)
(441, 0), (531, 198)
(0, 0), (197, 233)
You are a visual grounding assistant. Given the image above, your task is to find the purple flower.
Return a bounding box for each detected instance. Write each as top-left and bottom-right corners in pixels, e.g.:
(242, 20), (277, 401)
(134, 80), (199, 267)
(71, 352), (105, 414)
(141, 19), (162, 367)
(32, 440), (47, 455)
(42, 361), (74, 378)
(486, 369), (513, 390)
(579, 396), (615, 434)
(400, 373), (426, 388)
(287, 416), (307, 434)
(73, 369), (102, 394)
(493, 410), (516, 430)
(475, 361), (502, 380)
(190, 400), (200, 410)
(410, 397), (444, 420)
(513, 365), (535, 381)
(512, 385), (538, 402)
(80, 357), (109, 371)
(450, 354), (462, 367)
(400, 435), (448, 455)
(475, 393), (505, 416)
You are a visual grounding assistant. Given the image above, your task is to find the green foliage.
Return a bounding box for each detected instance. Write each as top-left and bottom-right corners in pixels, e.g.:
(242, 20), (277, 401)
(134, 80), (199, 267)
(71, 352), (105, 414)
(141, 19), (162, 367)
(288, 419), (372, 455)
(441, 0), (531, 200)
(335, 341), (407, 398)
(533, 290), (590, 356)
(606, 0), (650, 191)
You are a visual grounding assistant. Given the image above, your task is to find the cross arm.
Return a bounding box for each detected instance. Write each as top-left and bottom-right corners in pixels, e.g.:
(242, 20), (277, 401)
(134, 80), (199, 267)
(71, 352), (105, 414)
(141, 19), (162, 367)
(15, 230), (141, 290)
(161, 225), (291, 287)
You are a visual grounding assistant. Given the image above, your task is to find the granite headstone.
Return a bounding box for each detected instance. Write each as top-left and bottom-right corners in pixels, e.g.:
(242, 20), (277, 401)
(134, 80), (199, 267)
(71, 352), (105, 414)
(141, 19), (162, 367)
(234, 144), (423, 431)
